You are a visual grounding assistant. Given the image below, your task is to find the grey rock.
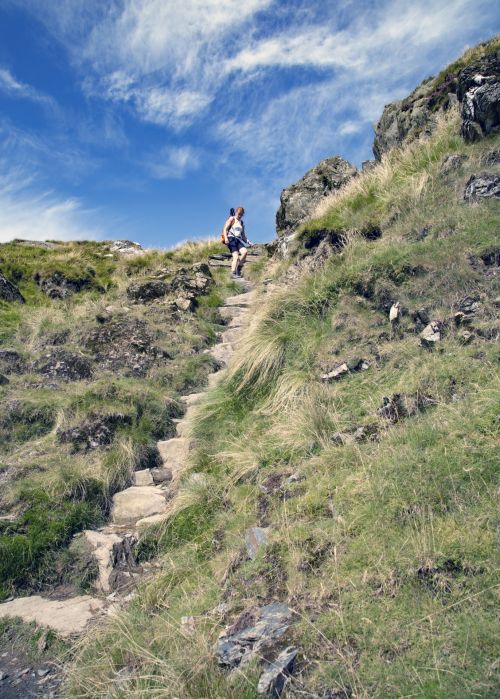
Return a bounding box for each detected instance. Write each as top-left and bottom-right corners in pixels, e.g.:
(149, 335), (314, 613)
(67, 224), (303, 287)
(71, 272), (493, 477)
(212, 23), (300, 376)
(35, 271), (97, 299)
(150, 466), (173, 484)
(257, 646), (298, 697)
(33, 350), (94, 381)
(420, 322), (441, 347)
(459, 53), (500, 142)
(107, 240), (144, 255)
(440, 154), (467, 175)
(0, 374), (9, 385)
(0, 273), (24, 303)
(244, 527), (269, 559)
(175, 295), (196, 312)
(57, 413), (132, 452)
(464, 173), (500, 201)
(458, 296), (480, 314)
(0, 671), (8, 681)
(276, 157), (357, 237)
(217, 603), (294, 668)
(320, 363), (349, 382)
(0, 349), (27, 374)
(459, 330), (474, 345)
(127, 279), (170, 303)
(361, 159), (376, 172)
(84, 317), (170, 376)
(378, 393), (436, 423)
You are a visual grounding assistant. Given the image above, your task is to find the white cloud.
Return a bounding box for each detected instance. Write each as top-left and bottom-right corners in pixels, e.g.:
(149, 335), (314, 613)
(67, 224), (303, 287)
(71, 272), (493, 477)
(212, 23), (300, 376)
(145, 145), (200, 179)
(0, 66), (56, 109)
(0, 167), (103, 243)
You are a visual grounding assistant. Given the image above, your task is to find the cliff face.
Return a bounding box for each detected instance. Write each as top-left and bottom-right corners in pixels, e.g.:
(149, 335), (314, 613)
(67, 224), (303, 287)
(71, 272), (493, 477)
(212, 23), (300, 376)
(374, 38), (500, 160)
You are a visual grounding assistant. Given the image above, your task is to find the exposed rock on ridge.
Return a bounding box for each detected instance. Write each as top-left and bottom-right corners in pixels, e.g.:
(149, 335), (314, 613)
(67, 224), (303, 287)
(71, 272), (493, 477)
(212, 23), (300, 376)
(275, 156), (357, 246)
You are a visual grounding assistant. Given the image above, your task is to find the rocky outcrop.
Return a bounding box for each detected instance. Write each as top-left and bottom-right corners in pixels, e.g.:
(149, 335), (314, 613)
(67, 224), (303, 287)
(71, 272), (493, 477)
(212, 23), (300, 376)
(0, 273), (24, 303)
(34, 271), (97, 299)
(84, 317), (169, 376)
(126, 280), (170, 303)
(276, 157), (357, 240)
(107, 240), (144, 256)
(0, 349), (27, 375)
(57, 413), (132, 452)
(458, 52), (500, 142)
(373, 42), (499, 159)
(33, 350), (94, 381)
(464, 173), (500, 201)
(217, 603), (294, 668)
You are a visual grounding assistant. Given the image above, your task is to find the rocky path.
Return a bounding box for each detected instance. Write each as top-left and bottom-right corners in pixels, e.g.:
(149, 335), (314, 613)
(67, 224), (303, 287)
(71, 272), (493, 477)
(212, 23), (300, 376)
(0, 275), (257, 696)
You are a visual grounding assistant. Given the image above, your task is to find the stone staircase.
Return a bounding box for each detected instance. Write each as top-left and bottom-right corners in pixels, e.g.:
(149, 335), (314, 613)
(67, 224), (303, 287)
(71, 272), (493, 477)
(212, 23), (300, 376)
(0, 278), (258, 637)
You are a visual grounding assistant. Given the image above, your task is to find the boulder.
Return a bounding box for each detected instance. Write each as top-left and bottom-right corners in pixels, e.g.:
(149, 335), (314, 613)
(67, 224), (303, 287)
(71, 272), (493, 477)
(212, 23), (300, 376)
(0, 349), (27, 375)
(464, 173), (500, 202)
(276, 157), (357, 238)
(0, 273), (24, 303)
(57, 412), (132, 451)
(244, 527), (269, 559)
(459, 52), (500, 142)
(107, 240), (144, 255)
(33, 350), (93, 381)
(34, 271), (96, 299)
(217, 603), (294, 668)
(150, 466), (173, 484)
(127, 280), (170, 303)
(84, 317), (169, 376)
(420, 321), (441, 347)
(111, 486), (168, 525)
(378, 393), (436, 423)
(257, 646), (298, 697)
(171, 265), (214, 296)
(440, 154), (468, 175)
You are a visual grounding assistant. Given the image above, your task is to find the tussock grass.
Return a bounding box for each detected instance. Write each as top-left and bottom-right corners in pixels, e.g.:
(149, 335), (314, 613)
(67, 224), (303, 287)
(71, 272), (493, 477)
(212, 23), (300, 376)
(66, 112), (499, 696)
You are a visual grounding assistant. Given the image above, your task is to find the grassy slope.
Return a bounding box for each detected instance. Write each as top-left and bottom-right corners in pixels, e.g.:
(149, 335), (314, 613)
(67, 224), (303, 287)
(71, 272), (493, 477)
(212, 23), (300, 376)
(67, 112), (499, 698)
(0, 238), (240, 599)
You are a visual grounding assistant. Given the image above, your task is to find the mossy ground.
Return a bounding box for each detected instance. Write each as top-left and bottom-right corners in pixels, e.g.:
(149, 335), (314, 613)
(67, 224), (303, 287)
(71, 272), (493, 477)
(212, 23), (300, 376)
(0, 238), (240, 600)
(67, 112), (499, 697)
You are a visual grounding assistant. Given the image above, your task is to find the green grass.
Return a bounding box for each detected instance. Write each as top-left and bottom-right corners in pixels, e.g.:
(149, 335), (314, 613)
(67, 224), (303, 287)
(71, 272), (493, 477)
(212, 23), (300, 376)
(0, 238), (245, 601)
(67, 110), (499, 697)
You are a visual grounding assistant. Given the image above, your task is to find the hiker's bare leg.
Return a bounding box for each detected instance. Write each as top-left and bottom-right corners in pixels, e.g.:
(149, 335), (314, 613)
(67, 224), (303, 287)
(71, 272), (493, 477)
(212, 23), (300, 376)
(238, 248), (247, 271)
(231, 251), (239, 273)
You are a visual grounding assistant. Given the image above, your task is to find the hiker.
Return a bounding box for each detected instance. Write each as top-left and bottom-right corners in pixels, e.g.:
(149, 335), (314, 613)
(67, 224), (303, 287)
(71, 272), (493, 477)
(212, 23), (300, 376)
(223, 207), (250, 279)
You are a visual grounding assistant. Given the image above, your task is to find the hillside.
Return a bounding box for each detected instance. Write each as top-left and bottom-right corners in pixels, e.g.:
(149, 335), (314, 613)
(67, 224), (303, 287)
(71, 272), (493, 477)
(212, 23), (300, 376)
(1, 38), (499, 699)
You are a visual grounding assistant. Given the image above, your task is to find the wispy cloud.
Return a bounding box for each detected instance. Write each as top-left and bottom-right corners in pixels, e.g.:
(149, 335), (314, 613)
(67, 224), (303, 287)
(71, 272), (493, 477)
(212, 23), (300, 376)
(0, 65), (57, 109)
(145, 145), (201, 179)
(0, 171), (103, 243)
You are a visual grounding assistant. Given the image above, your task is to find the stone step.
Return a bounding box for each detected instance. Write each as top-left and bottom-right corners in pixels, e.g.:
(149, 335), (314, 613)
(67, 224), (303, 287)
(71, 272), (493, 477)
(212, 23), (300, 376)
(219, 305), (247, 321)
(180, 392), (204, 406)
(209, 342), (233, 365)
(157, 437), (190, 478)
(0, 595), (105, 637)
(133, 468), (154, 486)
(221, 327), (244, 345)
(135, 512), (169, 531)
(175, 418), (191, 438)
(224, 292), (255, 307)
(111, 486), (168, 525)
(81, 530), (139, 594)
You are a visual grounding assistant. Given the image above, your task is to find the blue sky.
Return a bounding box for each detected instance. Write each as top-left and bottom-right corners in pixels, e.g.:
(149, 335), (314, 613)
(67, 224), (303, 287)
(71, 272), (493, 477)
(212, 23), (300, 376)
(0, 1), (498, 247)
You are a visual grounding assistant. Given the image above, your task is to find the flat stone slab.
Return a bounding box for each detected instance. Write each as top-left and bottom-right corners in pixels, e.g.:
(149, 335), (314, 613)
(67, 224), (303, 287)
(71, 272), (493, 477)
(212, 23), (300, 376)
(219, 306), (247, 321)
(133, 469), (154, 486)
(210, 342), (233, 365)
(135, 512), (169, 531)
(111, 486), (167, 525)
(0, 595), (104, 637)
(180, 392), (204, 406)
(224, 292), (255, 307)
(157, 437), (190, 478)
(221, 328), (243, 345)
(175, 418), (191, 438)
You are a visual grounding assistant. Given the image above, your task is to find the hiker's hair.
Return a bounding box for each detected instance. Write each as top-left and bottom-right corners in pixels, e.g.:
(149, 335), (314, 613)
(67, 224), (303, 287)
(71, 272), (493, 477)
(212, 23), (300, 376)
(236, 207), (245, 216)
